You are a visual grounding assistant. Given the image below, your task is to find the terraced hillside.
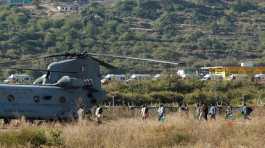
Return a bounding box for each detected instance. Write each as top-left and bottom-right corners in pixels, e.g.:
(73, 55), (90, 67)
(0, 0), (265, 76)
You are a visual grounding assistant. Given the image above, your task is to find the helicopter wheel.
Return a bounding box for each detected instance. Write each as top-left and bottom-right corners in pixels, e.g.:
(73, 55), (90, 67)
(3, 118), (11, 125)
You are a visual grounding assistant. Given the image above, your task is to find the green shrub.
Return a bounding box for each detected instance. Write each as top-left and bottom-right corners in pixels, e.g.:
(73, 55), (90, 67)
(173, 132), (190, 144)
(0, 128), (63, 147)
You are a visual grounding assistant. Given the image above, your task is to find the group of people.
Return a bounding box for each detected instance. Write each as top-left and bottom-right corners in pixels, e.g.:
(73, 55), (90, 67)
(140, 103), (253, 122)
(141, 104), (166, 122)
(195, 103), (253, 121)
(92, 103), (253, 124)
(196, 103), (217, 120)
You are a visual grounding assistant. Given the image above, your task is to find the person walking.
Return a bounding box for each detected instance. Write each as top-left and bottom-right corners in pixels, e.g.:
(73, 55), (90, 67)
(179, 103), (189, 117)
(195, 103), (201, 120)
(241, 104), (253, 120)
(199, 103), (208, 121)
(77, 107), (84, 122)
(95, 105), (103, 124)
(141, 105), (149, 120)
(225, 105), (233, 120)
(209, 104), (217, 120)
(157, 104), (165, 122)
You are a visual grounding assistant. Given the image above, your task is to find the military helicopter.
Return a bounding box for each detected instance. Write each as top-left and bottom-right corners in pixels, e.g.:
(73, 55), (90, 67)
(0, 52), (181, 123)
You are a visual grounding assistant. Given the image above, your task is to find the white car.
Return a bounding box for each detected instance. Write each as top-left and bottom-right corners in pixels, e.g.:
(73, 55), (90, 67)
(127, 74), (152, 81)
(254, 74), (265, 84)
(228, 74), (248, 81)
(201, 74), (224, 81)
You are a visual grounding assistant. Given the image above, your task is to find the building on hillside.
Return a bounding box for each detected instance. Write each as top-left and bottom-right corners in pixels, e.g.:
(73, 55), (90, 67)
(56, 2), (79, 13)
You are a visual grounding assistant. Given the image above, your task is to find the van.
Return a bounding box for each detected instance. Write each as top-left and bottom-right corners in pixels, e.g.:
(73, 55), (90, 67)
(101, 74), (126, 84)
(254, 74), (265, 84)
(127, 74), (152, 81)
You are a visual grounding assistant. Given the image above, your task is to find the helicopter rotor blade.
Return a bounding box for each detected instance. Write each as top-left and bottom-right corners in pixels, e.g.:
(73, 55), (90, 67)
(0, 55), (19, 60)
(89, 56), (125, 73)
(85, 53), (182, 65)
(0, 52), (69, 66)
(89, 56), (117, 69)
(5, 68), (79, 74)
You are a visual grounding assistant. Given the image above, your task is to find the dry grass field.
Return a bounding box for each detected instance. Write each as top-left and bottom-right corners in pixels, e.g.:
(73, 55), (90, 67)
(0, 108), (265, 148)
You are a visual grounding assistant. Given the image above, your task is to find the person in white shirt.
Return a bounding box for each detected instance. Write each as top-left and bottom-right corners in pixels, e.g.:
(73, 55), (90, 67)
(157, 104), (165, 122)
(141, 105), (149, 120)
(95, 105), (103, 124)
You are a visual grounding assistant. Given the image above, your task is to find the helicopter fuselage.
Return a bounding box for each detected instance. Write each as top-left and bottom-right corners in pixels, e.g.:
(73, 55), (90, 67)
(0, 56), (107, 121)
(0, 84), (86, 120)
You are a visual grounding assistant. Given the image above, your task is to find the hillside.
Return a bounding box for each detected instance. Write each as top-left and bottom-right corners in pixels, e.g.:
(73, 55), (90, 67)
(1, 0), (265, 75)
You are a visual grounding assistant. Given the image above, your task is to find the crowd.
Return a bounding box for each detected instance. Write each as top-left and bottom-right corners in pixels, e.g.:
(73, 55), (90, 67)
(90, 103), (253, 124)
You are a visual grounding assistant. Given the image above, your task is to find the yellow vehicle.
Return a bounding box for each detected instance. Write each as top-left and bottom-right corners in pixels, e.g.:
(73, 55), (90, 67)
(207, 66), (265, 79)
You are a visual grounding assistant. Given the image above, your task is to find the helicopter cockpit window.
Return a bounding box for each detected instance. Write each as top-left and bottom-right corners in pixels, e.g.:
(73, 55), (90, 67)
(46, 71), (51, 80)
(7, 95), (15, 102)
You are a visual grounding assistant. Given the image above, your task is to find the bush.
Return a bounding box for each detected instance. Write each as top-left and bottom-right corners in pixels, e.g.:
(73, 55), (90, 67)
(231, 0), (257, 12)
(0, 128), (63, 147)
(149, 91), (184, 103)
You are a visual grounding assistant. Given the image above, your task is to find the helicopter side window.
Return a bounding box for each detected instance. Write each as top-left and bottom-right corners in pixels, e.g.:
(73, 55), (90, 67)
(84, 79), (93, 88)
(33, 96), (40, 103)
(43, 96), (52, 100)
(59, 96), (66, 103)
(7, 95), (15, 102)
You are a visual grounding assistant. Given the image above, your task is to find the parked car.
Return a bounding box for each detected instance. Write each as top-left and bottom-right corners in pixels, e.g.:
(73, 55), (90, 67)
(101, 74), (126, 84)
(127, 74), (152, 82)
(201, 74), (224, 81)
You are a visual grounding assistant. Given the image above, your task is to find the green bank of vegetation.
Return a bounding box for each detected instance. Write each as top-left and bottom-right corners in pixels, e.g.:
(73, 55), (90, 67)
(104, 76), (265, 105)
(0, 127), (63, 147)
(1, 0), (265, 76)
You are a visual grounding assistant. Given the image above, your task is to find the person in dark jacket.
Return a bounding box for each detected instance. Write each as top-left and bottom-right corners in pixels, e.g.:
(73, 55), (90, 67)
(209, 104), (217, 120)
(202, 103), (208, 121)
(241, 104), (253, 120)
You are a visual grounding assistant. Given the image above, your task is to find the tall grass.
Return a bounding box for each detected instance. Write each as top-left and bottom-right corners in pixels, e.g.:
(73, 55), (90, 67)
(62, 114), (265, 148)
(0, 109), (265, 147)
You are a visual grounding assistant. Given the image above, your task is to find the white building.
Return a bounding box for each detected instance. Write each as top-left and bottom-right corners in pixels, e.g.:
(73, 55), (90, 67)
(56, 2), (79, 13)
